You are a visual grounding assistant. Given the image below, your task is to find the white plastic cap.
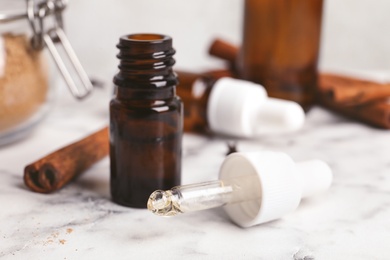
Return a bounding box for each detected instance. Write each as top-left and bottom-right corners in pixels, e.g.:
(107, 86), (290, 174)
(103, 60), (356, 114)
(218, 151), (332, 228)
(296, 160), (333, 198)
(207, 78), (305, 138)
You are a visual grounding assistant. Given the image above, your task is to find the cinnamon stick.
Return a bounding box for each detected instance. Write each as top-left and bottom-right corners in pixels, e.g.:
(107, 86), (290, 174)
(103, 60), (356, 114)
(318, 85), (390, 129)
(319, 73), (390, 106)
(24, 127), (109, 193)
(209, 39), (238, 67)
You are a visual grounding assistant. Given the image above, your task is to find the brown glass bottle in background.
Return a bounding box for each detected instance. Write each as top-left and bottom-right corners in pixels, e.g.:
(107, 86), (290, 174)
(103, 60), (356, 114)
(238, 0), (324, 109)
(110, 34), (182, 208)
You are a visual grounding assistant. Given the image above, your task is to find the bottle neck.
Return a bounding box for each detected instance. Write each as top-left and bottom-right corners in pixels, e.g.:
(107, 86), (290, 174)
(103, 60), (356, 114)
(114, 34), (178, 100)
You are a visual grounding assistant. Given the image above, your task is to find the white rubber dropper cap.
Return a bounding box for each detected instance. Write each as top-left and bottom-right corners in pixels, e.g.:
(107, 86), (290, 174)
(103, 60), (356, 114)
(207, 78), (305, 137)
(218, 151), (332, 228)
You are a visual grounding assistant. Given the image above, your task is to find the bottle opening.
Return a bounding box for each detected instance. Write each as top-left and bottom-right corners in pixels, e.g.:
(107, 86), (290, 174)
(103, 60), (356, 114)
(118, 33), (173, 53)
(126, 34), (168, 42)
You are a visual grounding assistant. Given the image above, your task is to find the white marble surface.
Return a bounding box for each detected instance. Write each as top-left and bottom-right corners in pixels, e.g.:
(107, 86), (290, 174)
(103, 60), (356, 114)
(1, 86), (390, 260)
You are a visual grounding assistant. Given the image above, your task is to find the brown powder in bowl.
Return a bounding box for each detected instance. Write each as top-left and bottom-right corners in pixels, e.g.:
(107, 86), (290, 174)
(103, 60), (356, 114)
(0, 34), (49, 132)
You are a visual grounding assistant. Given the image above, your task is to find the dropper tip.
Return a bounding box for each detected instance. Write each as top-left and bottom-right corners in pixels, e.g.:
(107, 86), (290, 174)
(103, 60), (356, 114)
(147, 190), (181, 217)
(148, 190), (169, 210)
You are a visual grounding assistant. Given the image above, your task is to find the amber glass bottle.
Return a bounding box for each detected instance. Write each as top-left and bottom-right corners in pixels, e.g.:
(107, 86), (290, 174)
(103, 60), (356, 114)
(238, 0), (323, 109)
(110, 34), (182, 208)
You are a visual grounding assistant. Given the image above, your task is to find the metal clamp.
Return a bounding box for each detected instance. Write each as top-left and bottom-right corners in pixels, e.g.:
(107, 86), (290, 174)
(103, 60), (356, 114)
(27, 0), (92, 99)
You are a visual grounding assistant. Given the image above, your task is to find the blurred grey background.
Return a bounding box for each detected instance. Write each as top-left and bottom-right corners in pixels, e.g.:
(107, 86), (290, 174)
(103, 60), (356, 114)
(64, 0), (390, 81)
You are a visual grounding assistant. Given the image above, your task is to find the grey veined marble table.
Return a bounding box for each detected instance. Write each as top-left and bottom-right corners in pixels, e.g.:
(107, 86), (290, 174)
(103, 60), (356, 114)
(1, 87), (389, 260)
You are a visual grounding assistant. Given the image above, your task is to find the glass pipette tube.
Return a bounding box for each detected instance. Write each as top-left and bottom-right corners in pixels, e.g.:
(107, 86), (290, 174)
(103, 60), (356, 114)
(147, 174), (261, 216)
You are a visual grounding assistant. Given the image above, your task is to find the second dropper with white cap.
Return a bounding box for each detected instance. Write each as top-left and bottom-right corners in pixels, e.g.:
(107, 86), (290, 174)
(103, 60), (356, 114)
(206, 78), (305, 137)
(147, 151), (332, 228)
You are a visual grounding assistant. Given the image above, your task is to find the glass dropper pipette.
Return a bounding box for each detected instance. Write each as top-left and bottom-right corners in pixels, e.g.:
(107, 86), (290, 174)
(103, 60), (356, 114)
(148, 151), (332, 227)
